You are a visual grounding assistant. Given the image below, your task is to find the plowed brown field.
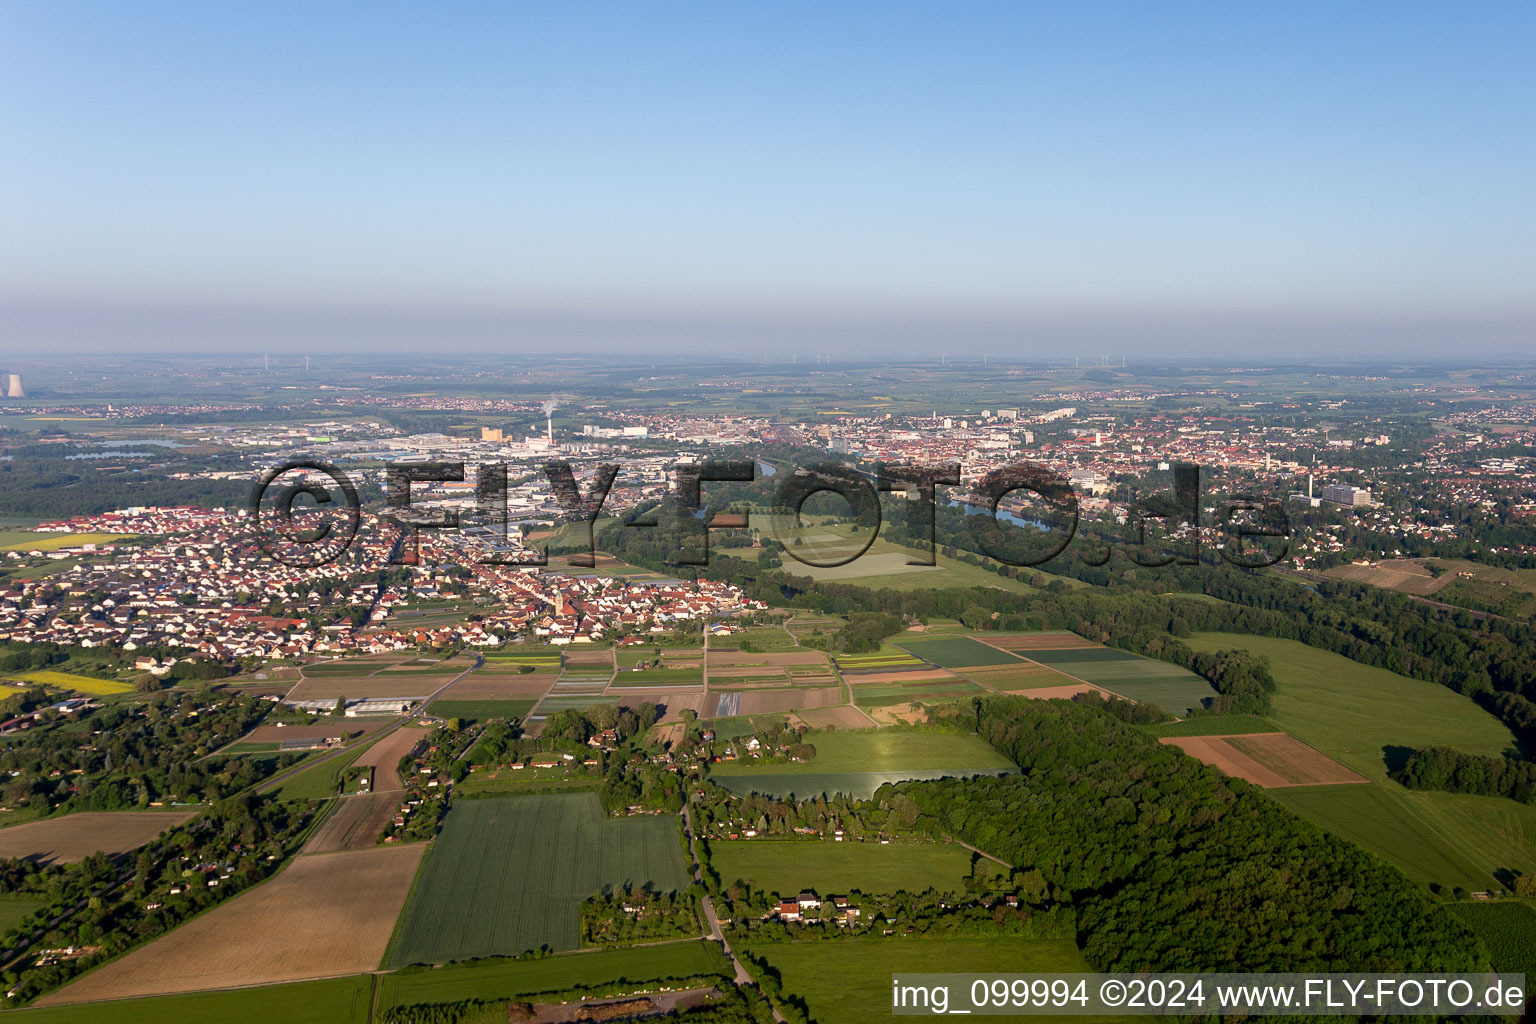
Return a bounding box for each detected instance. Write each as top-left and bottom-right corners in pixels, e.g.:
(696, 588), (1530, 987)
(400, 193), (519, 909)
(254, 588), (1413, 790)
(38, 845), (426, 1003)
(0, 812), (196, 864)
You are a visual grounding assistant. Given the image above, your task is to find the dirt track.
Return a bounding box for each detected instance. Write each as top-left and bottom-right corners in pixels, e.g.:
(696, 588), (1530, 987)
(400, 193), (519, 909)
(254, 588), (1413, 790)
(350, 725), (431, 791)
(303, 792), (401, 853)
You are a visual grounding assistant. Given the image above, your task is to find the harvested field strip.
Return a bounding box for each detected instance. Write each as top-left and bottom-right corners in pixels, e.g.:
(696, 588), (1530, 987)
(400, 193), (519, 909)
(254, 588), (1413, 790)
(386, 793), (690, 964)
(1160, 733), (1367, 788)
(977, 632), (1099, 651)
(1020, 647), (1155, 665)
(426, 699), (535, 725)
(733, 687), (844, 715)
(350, 726), (431, 791)
(1225, 733), (1368, 786)
(792, 706), (876, 729)
(707, 666), (790, 678)
(1012, 683), (1111, 700)
(0, 811), (196, 864)
(846, 669), (957, 685)
(435, 675), (555, 699)
(536, 695), (617, 711)
(39, 846), (426, 1004)
(1159, 735), (1292, 788)
(303, 792), (400, 853)
(710, 673), (792, 686)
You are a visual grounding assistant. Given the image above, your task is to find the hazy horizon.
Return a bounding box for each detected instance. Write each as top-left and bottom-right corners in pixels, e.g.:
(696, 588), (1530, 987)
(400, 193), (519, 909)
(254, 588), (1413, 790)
(3, 3), (1533, 358)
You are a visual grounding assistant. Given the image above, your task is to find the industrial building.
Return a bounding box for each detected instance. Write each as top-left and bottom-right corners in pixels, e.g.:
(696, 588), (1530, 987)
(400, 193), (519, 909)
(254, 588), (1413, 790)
(1321, 484), (1373, 507)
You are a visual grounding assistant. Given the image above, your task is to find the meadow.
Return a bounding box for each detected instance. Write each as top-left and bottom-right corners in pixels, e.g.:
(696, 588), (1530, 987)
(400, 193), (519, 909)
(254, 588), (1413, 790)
(745, 935), (1116, 1024)
(386, 793), (690, 965)
(1185, 634), (1520, 781)
(1188, 633), (1534, 891)
(0, 893), (49, 933)
(709, 839), (974, 894)
(7, 976), (373, 1024)
(264, 746), (366, 800)
(376, 940), (729, 1011)
(740, 516), (1042, 595)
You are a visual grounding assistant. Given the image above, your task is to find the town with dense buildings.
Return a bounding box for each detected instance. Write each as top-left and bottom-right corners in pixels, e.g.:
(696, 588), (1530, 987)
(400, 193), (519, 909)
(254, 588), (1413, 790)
(0, 358), (1532, 1022)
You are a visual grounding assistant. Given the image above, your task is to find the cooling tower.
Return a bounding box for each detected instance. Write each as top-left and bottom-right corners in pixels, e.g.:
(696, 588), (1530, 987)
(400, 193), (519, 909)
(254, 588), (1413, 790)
(3, 374), (22, 398)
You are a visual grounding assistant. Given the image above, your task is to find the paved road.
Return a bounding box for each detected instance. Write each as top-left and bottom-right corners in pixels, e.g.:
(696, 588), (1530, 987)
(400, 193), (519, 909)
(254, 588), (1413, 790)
(681, 802), (786, 1021)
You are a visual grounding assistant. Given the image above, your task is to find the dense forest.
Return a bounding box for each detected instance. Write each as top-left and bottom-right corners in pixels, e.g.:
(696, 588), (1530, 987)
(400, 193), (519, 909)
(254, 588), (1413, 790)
(898, 698), (1487, 972)
(1392, 746), (1536, 804)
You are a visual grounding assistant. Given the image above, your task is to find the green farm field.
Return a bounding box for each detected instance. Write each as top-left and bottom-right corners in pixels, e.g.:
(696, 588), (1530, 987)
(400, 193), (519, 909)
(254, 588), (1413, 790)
(1003, 646), (1217, 716)
(710, 840), (974, 894)
(709, 729), (1017, 798)
(427, 699), (535, 725)
(1190, 633), (1535, 890)
(386, 793), (690, 965)
(894, 635), (1021, 669)
(2, 976), (373, 1024)
(376, 940), (729, 1011)
(1185, 634), (1519, 781)
(1450, 901), (1536, 994)
(746, 935), (1115, 1024)
(610, 667), (704, 686)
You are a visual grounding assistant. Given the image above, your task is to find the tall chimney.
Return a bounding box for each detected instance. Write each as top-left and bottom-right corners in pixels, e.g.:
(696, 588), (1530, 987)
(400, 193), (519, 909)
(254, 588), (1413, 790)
(1308, 474), (1313, 498)
(547, 415), (553, 448)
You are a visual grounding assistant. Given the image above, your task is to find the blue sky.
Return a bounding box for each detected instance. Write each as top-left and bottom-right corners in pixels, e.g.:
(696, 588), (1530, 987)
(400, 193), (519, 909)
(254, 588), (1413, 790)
(2, 2), (1532, 357)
